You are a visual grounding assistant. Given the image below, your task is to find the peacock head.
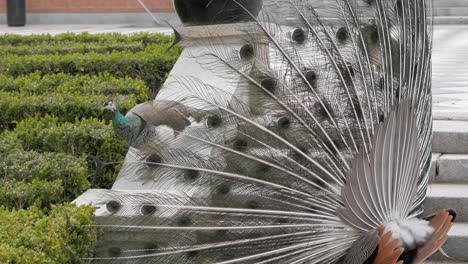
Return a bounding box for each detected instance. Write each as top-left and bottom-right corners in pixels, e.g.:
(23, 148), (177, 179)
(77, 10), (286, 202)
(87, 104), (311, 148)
(102, 101), (117, 113)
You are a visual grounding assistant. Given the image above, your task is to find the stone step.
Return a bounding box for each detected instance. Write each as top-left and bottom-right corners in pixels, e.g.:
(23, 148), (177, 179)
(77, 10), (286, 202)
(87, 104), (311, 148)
(424, 184), (468, 222)
(426, 262), (466, 264)
(434, 16), (468, 25)
(435, 8), (468, 16)
(425, 262), (467, 264)
(433, 0), (468, 8)
(417, 183), (468, 262)
(428, 222), (468, 262)
(432, 154), (468, 183)
(433, 120), (468, 154)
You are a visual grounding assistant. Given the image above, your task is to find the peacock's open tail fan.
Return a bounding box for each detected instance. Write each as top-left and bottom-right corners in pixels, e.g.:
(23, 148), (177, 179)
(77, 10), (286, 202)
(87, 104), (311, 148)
(85, 0), (452, 263)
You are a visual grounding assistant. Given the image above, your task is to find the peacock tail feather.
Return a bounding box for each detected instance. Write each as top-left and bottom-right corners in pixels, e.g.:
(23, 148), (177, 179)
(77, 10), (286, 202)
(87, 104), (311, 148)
(81, 0), (435, 262)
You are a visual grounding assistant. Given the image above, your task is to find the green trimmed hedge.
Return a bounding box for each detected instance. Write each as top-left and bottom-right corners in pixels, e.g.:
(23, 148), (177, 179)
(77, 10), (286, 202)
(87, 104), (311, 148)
(0, 42), (145, 56)
(0, 136), (20, 155)
(0, 179), (64, 210)
(6, 115), (127, 189)
(1, 44), (182, 89)
(0, 32), (173, 46)
(0, 32), (183, 261)
(0, 91), (137, 130)
(0, 204), (96, 263)
(0, 147), (89, 206)
(0, 72), (150, 98)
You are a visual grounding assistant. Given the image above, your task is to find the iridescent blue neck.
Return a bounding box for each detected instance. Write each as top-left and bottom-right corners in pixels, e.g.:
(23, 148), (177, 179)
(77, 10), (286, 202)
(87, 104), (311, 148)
(113, 111), (128, 126)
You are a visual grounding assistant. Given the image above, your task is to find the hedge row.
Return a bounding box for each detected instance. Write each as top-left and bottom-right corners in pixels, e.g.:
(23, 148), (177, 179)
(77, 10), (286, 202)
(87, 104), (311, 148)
(0, 204), (96, 263)
(1, 44), (182, 89)
(0, 135), (20, 155)
(0, 72), (150, 99)
(6, 115), (128, 189)
(0, 179), (64, 211)
(0, 32), (173, 46)
(0, 91), (137, 130)
(0, 42), (145, 56)
(0, 147), (89, 207)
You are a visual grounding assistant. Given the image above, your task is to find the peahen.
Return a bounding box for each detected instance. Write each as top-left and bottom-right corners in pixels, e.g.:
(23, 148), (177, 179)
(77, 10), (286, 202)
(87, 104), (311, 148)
(87, 0), (456, 263)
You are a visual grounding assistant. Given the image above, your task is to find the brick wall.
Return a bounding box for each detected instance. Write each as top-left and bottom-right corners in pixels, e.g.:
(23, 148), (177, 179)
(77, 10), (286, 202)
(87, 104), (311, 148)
(0, 0), (175, 13)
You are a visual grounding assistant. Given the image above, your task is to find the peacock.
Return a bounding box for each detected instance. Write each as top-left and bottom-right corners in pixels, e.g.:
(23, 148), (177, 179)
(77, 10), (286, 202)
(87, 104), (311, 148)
(102, 100), (207, 150)
(87, 0), (456, 263)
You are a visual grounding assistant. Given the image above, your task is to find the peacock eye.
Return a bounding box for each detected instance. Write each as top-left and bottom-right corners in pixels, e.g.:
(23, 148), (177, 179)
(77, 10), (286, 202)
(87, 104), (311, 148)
(143, 243), (158, 254)
(207, 115), (222, 128)
(277, 116), (291, 130)
(141, 204), (157, 215)
(336, 27), (348, 43)
(108, 247), (122, 257)
(261, 77), (276, 92)
(216, 183), (231, 195)
(106, 200), (121, 213)
(292, 28), (306, 44)
(177, 216), (192, 226)
(240, 44), (254, 60)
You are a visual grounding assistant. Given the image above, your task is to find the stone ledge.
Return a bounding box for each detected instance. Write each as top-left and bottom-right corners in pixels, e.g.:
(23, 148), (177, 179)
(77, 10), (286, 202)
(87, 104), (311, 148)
(424, 184), (468, 222)
(429, 223), (468, 261)
(434, 16), (468, 25)
(433, 0), (468, 8)
(435, 8), (468, 17)
(436, 154), (468, 183)
(433, 120), (468, 154)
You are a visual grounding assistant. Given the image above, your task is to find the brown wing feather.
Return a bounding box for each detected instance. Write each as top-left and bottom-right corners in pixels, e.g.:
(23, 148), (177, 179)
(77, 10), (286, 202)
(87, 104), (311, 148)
(131, 100), (208, 131)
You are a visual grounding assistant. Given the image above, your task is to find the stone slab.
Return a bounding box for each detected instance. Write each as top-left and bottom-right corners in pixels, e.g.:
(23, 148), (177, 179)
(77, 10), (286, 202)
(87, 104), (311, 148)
(424, 184), (468, 222)
(425, 262), (467, 264)
(429, 223), (468, 261)
(434, 16), (468, 25)
(436, 154), (468, 182)
(435, 8), (468, 17)
(433, 111), (468, 121)
(433, 120), (468, 154)
(434, 0), (468, 8)
(423, 260), (466, 264)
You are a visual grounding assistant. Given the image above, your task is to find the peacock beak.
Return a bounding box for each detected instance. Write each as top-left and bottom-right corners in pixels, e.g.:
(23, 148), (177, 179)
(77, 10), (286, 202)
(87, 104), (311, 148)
(101, 102), (109, 109)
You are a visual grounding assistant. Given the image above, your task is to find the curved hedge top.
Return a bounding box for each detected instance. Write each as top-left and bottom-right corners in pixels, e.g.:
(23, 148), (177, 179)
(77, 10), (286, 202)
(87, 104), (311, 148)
(0, 32), (173, 46)
(1, 44), (182, 90)
(0, 204), (96, 263)
(0, 72), (149, 97)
